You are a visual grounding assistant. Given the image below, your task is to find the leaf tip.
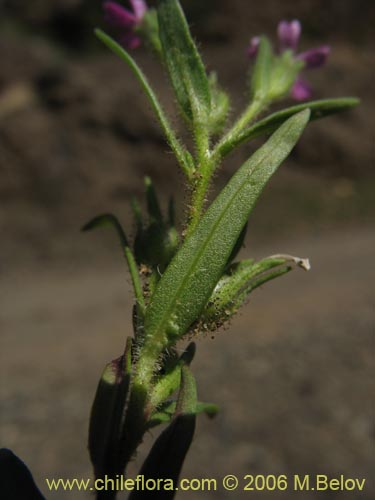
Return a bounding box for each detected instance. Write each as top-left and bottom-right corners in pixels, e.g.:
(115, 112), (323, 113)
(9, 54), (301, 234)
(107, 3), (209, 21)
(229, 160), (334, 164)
(299, 107), (312, 123)
(81, 220), (94, 232)
(94, 28), (105, 40)
(298, 257), (311, 271)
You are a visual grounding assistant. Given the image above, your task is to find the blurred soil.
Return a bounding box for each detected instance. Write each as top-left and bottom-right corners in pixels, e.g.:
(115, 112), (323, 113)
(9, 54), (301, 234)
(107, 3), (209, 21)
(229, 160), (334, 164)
(0, 1), (374, 498)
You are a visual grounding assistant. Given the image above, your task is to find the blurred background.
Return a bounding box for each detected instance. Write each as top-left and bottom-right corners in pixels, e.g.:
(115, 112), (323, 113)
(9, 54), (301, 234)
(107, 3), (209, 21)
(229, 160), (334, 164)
(0, 0), (374, 498)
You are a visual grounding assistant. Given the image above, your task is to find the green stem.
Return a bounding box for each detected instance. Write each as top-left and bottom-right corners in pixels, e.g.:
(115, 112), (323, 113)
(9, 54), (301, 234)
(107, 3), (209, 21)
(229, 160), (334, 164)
(124, 247), (145, 318)
(118, 342), (162, 470)
(194, 120), (210, 170)
(213, 97), (266, 158)
(185, 98), (267, 237)
(95, 29), (194, 181)
(116, 99), (269, 471)
(185, 155), (214, 238)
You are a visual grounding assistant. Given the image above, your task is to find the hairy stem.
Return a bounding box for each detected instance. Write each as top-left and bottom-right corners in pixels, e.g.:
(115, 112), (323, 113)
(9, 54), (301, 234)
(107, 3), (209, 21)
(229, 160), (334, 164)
(185, 98), (267, 236)
(213, 97), (266, 158)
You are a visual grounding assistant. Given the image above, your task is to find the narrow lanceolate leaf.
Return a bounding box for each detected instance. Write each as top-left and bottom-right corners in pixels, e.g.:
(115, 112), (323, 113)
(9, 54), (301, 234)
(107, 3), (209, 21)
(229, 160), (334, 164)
(158, 0), (211, 123)
(149, 363), (182, 411)
(149, 343), (196, 412)
(201, 254), (310, 327)
(175, 365), (197, 416)
(208, 72), (230, 135)
(82, 213), (128, 247)
(95, 29), (194, 179)
(82, 214), (145, 316)
(250, 36), (273, 100)
(128, 417), (195, 500)
(145, 176), (163, 223)
(141, 110), (310, 354)
(128, 366), (197, 500)
(218, 97), (360, 158)
(88, 338), (132, 478)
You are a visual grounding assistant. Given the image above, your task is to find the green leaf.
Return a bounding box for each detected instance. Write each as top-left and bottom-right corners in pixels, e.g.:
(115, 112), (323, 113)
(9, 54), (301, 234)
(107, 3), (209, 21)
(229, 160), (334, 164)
(149, 400), (219, 429)
(128, 415), (195, 500)
(140, 110), (310, 359)
(195, 402), (219, 418)
(133, 180), (180, 271)
(149, 343), (196, 412)
(227, 222), (248, 266)
(148, 401), (176, 428)
(145, 176), (163, 223)
(129, 366), (197, 500)
(207, 72), (230, 135)
(82, 213), (128, 247)
(88, 338), (132, 478)
(268, 50), (303, 101)
(179, 341), (196, 365)
(138, 9), (162, 55)
(0, 449), (45, 500)
(175, 365), (197, 416)
(218, 97), (360, 158)
(95, 29), (194, 179)
(149, 364), (181, 411)
(250, 36), (273, 100)
(158, 0), (211, 123)
(131, 197), (143, 229)
(201, 254), (310, 328)
(82, 214), (145, 316)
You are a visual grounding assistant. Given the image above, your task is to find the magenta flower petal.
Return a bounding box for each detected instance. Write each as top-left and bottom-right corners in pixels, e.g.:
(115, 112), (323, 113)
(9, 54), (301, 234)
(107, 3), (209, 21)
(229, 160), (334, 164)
(103, 1), (137, 28)
(247, 36), (260, 59)
(277, 20), (301, 52)
(129, 0), (147, 21)
(291, 77), (313, 101)
(297, 45), (331, 69)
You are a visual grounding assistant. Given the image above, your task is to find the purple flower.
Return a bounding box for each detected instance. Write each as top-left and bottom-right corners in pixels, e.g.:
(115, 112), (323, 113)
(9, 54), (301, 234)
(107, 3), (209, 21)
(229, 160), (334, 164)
(247, 36), (260, 59)
(291, 77), (313, 101)
(248, 20), (330, 101)
(277, 20), (301, 52)
(103, 1), (148, 49)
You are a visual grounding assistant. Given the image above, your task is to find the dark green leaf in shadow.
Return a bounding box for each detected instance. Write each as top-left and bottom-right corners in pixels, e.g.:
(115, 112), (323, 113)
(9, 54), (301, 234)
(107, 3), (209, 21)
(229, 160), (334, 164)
(133, 180), (180, 272)
(129, 367), (197, 500)
(128, 416), (195, 500)
(145, 176), (163, 223)
(82, 213), (128, 247)
(0, 449), (45, 500)
(88, 338), (132, 478)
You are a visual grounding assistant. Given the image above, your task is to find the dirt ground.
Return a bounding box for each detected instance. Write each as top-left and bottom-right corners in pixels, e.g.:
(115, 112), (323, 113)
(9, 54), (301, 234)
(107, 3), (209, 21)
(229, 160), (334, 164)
(0, 1), (374, 499)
